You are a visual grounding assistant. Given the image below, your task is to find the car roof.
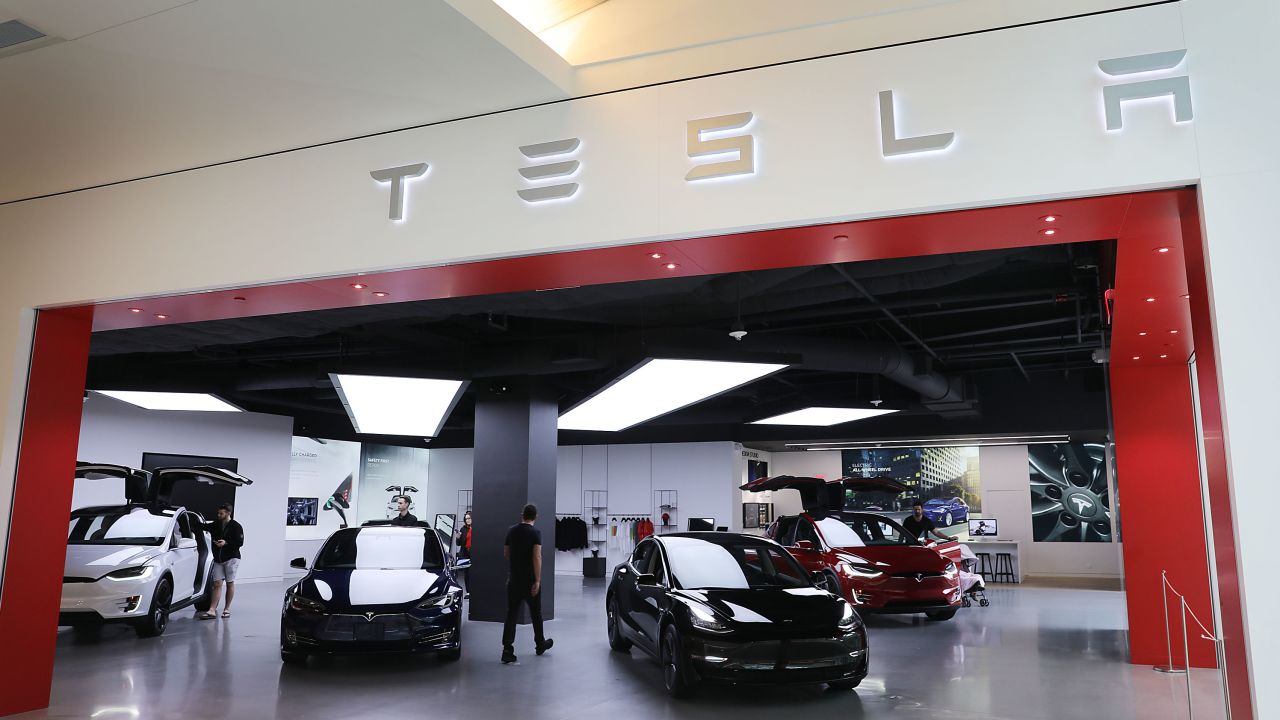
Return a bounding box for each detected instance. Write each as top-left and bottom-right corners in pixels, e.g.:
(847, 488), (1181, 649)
(654, 532), (782, 547)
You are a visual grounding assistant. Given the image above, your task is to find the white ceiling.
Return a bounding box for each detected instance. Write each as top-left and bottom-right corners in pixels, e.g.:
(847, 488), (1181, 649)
(0, 0), (1148, 204)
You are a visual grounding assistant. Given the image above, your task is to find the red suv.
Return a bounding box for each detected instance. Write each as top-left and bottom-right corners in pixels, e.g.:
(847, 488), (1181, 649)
(742, 475), (963, 621)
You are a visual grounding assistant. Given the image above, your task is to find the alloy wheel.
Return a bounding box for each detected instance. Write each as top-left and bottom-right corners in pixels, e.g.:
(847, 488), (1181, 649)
(1029, 443), (1112, 542)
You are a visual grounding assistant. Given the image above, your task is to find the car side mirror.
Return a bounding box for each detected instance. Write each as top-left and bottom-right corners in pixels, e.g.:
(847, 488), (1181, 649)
(635, 572), (658, 586)
(451, 558), (472, 571)
(290, 557), (307, 570)
(795, 540), (816, 550)
(177, 537), (198, 550)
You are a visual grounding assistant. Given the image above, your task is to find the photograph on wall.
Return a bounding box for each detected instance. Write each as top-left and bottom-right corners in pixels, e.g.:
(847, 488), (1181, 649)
(746, 459), (769, 482)
(356, 444), (431, 525)
(286, 497), (319, 526)
(285, 437), (361, 540)
(1028, 442), (1113, 542)
(841, 446), (982, 529)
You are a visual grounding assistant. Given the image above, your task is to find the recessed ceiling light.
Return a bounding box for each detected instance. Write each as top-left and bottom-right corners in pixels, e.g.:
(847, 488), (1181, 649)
(1155, 247), (1171, 253)
(1040, 228), (1057, 236)
(834, 235), (849, 242)
(1145, 297), (1156, 303)
(1138, 331), (1148, 336)
(233, 296), (247, 302)
(1170, 329), (1180, 334)
(1182, 293), (1191, 299)
(1041, 215), (1059, 223)
(330, 374), (468, 437)
(649, 252), (664, 259)
(154, 314), (168, 320)
(664, 262), (680, 270)
(559, 359), (787, 432)
(1160, 354), (1168, 358)
(95, 391), (241, 412)
(750, 407), (898, 426)
(1132, 356), (1141, 360)
(350, 283), (367, 290)
(372, 291), (389, 298)
(128, 307), (143, 314)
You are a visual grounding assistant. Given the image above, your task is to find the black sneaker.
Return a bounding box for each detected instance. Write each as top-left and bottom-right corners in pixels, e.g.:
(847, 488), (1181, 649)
(501, 650), (517, 664)
(536, 638), (554, 656)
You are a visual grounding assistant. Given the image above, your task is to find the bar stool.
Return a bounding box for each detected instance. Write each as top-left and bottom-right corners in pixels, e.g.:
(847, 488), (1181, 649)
(975, 552), (993, 577)
(993, 553), (1016, 583)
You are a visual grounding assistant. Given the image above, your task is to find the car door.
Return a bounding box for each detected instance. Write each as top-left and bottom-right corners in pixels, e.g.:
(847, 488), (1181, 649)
(782, 516), (829, 576)
(151, 466), (253, 506)
(73, 462), (153, 503)
(167, 515), (199, 601)
(632, 543), (669, 644)
(617, 540), (657, 648)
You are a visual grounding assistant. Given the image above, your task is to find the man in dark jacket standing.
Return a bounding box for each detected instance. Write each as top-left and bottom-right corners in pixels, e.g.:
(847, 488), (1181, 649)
(501, 504), (552, 663)
(198, 504), (244, 620)
(389, 495), (419, 526)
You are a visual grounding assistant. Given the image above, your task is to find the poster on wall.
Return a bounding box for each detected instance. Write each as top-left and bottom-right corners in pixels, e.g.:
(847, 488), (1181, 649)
(1028, 442), (1113, 542)
(841, 447), (982, 532)
(285, 437), (361, 540)
(356, 444), (431, 525)
(746, 460), (769, 482)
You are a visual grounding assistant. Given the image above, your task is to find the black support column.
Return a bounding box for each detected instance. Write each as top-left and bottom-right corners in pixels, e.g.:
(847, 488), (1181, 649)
(468, 379), (558, 622)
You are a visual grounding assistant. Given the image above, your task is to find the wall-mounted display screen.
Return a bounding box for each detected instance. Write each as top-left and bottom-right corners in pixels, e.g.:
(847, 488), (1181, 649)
(287, 498), (319, 526)
(841, 446), (982, 526)
(968, 518), (998, 537)
(687, 517), (715, 531)
(1028, 442), (1113, 543)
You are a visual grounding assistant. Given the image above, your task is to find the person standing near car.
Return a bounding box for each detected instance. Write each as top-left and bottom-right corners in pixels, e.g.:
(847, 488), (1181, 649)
(456, 511), (473, 597)
(197, 504), (243, 620)
(501, 504), (552, 663)
(389, 495), (418, 526)
(902, 501), (951, 543)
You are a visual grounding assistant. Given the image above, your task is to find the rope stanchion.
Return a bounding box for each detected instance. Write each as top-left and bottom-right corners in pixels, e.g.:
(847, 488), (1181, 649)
(1154, 569), (1224, 720)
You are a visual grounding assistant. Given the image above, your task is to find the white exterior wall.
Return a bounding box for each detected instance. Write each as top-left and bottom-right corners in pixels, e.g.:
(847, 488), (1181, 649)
(1, 0), (1277, 713)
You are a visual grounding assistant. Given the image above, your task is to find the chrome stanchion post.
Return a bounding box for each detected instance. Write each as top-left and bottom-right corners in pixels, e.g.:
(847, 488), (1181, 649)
(1182, 596), (1194, 719)
(1155, 570), (1186, 674)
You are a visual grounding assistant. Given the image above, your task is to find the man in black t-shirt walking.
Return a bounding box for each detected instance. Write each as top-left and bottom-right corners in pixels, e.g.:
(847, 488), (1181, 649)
(501, 504), (553, 663)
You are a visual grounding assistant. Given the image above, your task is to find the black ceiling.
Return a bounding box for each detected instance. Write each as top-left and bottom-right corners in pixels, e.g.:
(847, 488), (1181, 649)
(86, 242), (1116, 448)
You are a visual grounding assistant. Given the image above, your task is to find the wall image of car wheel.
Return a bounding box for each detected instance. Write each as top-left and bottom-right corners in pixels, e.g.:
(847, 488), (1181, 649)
(1028, 443), (1112, 542)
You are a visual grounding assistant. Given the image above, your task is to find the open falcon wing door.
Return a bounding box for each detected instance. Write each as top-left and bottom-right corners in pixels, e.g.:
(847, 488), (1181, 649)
(152, 466), (252, 505)
(739, 475), (846, 517)
(74, 462), (153, 503)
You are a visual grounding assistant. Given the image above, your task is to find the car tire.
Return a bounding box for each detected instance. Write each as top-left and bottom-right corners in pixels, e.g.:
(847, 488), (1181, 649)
(661, 625), (696, 699)
(134, 577), (172, 638)
(943, 512), (953, 527)
(925, 608), (958, 622)
(607, 596), (632, 652)
(827, 678), (862, 691)
(818, 571), (841, 596)
(280, 647), (308, 666)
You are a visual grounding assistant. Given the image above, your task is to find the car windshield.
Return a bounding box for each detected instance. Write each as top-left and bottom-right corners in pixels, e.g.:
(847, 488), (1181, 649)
(816, 517), (865, 547)
(665, 537), (809, 590)
(314, 528), (443, 570)
(67, 507), (171, 546)
(842, 515), (919, 546)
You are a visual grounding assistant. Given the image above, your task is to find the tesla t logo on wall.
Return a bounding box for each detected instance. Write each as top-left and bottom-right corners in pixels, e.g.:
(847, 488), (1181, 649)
(369, 50), (1190, 221)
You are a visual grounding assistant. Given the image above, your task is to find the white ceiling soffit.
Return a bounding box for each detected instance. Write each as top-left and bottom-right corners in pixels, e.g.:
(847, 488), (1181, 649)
(0, 0), (573, 204)
(463, 0), (1150, 93)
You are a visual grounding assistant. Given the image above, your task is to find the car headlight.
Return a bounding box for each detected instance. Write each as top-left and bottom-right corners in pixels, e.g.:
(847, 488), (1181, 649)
(686, 603), (731, 634)
(838, 602), (858, 630)
(418, 589), (462, 610)
(942, 561), (958, 577)
(288, 594), (326, 613)
(839, 560), (883, 578)
(104, 564), (154, 581)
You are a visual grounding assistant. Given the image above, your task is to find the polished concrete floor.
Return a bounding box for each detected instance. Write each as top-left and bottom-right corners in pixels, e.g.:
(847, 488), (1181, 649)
(27, 578), (1226, 720)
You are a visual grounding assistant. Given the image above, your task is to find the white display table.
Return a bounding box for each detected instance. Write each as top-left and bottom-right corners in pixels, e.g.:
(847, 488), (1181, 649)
(965, 539), (1022, 583)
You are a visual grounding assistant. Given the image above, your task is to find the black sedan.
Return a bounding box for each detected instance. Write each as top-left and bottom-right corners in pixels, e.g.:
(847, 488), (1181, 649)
(606, 532), (869, 697)
(281, 522), (469, 664)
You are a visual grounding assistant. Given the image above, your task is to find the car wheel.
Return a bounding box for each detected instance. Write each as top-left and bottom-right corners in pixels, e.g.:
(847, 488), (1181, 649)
(817, 571), (841, 596)
(943, 512), (953, 527)
(925, 608), (957, 622)
(828, 678), (862, 691)
(280, 647), (308, 666)
(607, 596), (632, 652)
(661, 625), (696, 698)
(135, 577), (172, 638)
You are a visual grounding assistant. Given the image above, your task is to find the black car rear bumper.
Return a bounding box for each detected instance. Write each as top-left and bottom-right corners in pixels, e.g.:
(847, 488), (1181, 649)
(686, 634), (869, 685)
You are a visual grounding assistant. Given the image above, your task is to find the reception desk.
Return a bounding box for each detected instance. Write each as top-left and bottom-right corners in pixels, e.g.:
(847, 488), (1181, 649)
(966, 539), (1022, 583)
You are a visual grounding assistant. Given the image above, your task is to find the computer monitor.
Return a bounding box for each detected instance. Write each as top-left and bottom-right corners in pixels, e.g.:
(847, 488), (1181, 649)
(968, 518), (998, 537)
(688, 517), (715, 531)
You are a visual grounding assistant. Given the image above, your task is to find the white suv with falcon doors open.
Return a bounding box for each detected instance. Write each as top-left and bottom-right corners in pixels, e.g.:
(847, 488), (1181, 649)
(61, 463), (251, 637)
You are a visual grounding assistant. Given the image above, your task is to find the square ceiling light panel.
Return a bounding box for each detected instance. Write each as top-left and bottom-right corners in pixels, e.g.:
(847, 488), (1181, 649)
(95, 390), (242, 412)
(330, 374), (467, 437)
(559, 358), (788, 432)
(750, 407), (899, 426)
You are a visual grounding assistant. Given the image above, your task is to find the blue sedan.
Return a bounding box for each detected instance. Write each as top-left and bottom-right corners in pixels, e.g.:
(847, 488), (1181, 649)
(922, 497), (969, 527)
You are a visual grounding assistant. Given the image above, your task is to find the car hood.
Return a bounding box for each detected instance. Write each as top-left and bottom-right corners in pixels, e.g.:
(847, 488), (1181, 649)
(839, 545), (952, 574)
(300, 568), (449, 611)
(64, 544), (162, 579)
(922, 499), (949, 507)
(675, 587), (845, 633)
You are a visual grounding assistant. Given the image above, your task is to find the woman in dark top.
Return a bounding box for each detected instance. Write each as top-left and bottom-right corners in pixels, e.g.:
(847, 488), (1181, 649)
(456, 511), (472, 597)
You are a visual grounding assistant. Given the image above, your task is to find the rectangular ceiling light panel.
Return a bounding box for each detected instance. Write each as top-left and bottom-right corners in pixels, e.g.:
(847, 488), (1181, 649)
(559, 359), (788, 432)
(331, 374), (466, 437)
(95, 390), (241, 412)
(750, 407), (898, 426)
